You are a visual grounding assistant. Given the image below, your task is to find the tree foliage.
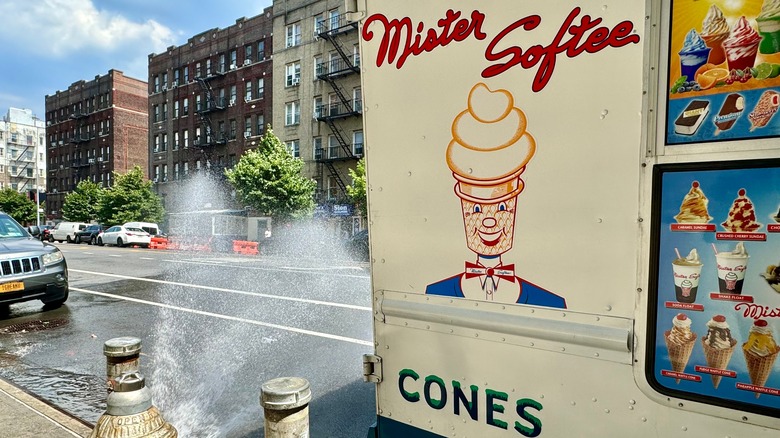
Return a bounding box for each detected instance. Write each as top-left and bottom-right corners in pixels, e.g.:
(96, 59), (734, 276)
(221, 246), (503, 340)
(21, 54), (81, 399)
(62, 180), (103, 222)
(97, 166), (164, 225)
(225, 128), (315, 222)
(0, 189), (36, 224)
(346, 157), (367, 219)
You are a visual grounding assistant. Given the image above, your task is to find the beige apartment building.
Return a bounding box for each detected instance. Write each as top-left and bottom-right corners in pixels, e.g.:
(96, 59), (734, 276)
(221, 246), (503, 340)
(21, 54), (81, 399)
(272, 0), (364, 235)
(0, 108), (47, 207)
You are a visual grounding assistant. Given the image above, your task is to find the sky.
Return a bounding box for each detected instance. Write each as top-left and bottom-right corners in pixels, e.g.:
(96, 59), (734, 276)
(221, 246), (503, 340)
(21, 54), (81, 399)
(0, 0), (273, 120)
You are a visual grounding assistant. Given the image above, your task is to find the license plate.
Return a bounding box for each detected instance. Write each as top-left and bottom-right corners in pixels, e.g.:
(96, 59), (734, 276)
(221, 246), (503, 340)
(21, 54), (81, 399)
(0, 282), (23, 293)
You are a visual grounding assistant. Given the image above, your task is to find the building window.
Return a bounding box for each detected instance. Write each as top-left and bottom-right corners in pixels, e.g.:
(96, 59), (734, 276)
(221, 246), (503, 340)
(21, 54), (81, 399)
(329, 9), (340, 30)
(328, 176), (339, 199)
(285, 101), (300, 126)
(286, 22), (301, 47)
(195, 95), (202, 112)
(195, 62), (201, 78)
(206, 59), (212, 76)
(184, 66), (189, 82)
(257, 40), (265, 61)
(162, 72), (168, 88)
(162, 164), (168, 182)
(230, 49), (237, 68)
(219, 53), (226, 72)
(286, 140), (300, 158)
(153, 76), (160, 93)
(154, 135), (160, 152)
(244, 44), (253, 64)
(153, 165), (160, 182)
(245, 81), (252, 101)
(162, 103), (168, 120)
(174, 132), (179, 150)
(183, 129), (189, 148)
(353, 131), (364, 156)
(257, 78), (264, 98)
(256, 114), (265, 134)
(174, 101), (179, 118)
(183, 98), (189, 115)
(153, 105), (160, 122)
(315, 14), (326, 34)
(173, 69), (180, 84)
(162, 133), (168, 151)
(244, 117), (251, 138)
(313, 137), (322, 160)
(229, 85), (237, 105)
(230, 119), (237, 140)
(183, 162), (189, 176)
(314, 55), (323, 77)
(286, 62), (301, 86)
(328, 135), (339, 159)
(174, 162), (180, 180)
(353, 87), (363, 112)
(313, 96), (323, 118)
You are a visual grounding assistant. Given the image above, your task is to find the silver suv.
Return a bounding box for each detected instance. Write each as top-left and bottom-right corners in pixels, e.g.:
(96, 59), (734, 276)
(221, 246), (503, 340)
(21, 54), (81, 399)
(0, 213), (68, 309)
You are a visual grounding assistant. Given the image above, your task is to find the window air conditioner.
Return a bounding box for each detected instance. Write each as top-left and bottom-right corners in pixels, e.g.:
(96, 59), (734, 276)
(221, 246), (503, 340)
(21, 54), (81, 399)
(230, 64), (237, 70)
(162, 85), (167, 91)
(97, 157), (103, 162)
(291, 77), (300, 86)
(88, 158), (95, 164)
(243, 59), (251, 66)
(171, 80), (178, 87)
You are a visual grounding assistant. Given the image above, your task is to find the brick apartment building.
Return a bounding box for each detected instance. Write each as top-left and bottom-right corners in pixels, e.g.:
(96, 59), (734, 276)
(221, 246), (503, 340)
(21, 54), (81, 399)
(44, 70), (149, 220)
(272, 0), (364, 234)
(147, 8), (274, 212)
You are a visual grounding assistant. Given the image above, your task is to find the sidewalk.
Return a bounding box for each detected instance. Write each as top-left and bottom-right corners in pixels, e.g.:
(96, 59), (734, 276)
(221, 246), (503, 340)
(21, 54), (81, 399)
(0, 377), (93, 437)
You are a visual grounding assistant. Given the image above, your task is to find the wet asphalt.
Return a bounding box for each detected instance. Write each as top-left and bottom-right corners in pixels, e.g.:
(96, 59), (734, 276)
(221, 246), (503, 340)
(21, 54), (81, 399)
(0, 241), (375, 437)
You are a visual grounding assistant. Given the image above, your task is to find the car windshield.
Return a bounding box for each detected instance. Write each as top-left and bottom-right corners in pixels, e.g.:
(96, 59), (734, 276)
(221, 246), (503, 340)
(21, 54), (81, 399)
(0, 216), (29, 239)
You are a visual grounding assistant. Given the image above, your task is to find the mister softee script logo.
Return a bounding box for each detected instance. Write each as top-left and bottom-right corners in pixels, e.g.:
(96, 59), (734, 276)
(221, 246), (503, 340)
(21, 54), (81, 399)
(361, 7), (640, 92)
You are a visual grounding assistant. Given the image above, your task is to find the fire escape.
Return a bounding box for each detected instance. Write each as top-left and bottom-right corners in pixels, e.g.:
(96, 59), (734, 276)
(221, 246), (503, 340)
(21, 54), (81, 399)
(314, 13), (361, 198)
(194, 69), (227, 173)
(67, 110), (91, 191)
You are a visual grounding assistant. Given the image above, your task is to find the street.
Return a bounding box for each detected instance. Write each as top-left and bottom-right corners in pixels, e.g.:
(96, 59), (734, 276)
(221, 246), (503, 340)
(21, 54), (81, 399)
(0, 242), (376, 437)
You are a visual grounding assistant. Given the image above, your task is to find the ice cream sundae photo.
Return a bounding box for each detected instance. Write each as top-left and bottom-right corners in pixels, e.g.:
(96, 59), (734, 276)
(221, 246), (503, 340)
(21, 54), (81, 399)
(674, 181), (712, 224)
(426, 83), (565, 308)
(723, 16), (762, 72)
(721, 188), (762, 232)
(701, 5), (730, 64)
(762, 263), (780, 292)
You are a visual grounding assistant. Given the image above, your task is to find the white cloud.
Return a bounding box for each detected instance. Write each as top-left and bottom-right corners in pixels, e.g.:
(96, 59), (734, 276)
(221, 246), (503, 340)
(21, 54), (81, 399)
(0, 0), (176, 57)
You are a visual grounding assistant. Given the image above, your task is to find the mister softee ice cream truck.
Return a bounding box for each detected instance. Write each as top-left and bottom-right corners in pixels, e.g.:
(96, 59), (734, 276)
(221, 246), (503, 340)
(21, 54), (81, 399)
(354, 0), (780, 436)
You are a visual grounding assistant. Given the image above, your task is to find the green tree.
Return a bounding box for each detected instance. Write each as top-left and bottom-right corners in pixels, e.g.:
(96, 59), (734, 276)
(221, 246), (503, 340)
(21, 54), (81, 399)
(97, 166), (164, 225)
(0, 189), (36, 224)
(225, 128), (315, 222)
(346, 157), (367, 219)
(61, 180), (103, 222)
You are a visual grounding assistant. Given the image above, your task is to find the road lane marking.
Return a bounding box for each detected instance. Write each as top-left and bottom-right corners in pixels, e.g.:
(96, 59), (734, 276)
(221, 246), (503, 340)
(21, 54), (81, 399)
(71, 287), (373, 346)
(70, 269), (371, 311)
(139, 257), (155, 260)
(162, 259), (369, 278)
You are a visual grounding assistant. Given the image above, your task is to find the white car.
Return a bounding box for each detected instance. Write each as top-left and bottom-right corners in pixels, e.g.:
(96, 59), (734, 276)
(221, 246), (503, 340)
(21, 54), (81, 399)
(97, 226), (151, 248)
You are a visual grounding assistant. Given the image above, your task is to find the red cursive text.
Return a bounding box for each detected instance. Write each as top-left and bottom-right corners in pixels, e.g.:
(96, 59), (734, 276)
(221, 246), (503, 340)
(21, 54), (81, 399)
(361, 7), (640, 93)
(735, 302), (780, 320)
(362, 9), (487, 70)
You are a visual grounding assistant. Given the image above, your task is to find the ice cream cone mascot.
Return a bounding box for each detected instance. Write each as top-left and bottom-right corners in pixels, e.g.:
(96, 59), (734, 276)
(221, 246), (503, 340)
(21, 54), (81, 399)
(426, 83), (566, 308)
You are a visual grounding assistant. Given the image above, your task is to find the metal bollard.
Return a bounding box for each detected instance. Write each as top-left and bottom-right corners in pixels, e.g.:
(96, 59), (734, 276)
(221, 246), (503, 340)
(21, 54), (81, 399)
(90, 372), (178, 438)
(260, 377), (312, 438)
(103, 337), (142, 392)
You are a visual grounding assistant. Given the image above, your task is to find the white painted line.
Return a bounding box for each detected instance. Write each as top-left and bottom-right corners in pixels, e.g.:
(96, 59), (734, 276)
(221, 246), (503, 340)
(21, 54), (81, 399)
(109, 254), (121, 257)
(71, 287), (373, 347)
(0, 387), (84, 437)
(139, 257), (155, 260)
(69, 269), (371, 311)
(163, 259), (369, 278)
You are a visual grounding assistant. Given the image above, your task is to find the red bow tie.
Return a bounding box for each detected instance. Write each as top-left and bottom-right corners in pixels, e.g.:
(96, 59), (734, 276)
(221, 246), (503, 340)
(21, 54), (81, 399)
(464, 261), (516, 281)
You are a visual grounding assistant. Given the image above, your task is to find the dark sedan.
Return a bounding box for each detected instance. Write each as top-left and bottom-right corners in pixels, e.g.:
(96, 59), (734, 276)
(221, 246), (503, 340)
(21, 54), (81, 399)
(75, 224), (107, 245)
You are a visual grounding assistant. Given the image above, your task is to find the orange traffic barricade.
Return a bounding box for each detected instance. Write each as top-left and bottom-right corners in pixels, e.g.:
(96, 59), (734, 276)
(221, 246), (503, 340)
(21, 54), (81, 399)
(233, 240), (259, 255)
(149, 236), (168, 250)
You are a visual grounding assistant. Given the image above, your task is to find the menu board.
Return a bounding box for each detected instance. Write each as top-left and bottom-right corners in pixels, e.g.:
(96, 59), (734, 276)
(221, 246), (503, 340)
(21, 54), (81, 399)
(666, 0), (780, 145)
(649, 160), (780, 416)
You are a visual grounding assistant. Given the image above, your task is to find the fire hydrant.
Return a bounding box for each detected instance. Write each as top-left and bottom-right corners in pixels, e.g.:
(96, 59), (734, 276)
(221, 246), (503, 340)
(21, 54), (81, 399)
(90, 372), (178, 438)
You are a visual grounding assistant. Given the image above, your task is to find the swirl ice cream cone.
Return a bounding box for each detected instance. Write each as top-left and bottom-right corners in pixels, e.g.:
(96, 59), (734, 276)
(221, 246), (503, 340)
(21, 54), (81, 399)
(701, 5), (730, 65)
(702, 315), (737, 389)
(446, 83), (536, 256)
(742, 319), (780, 398)
(665, 313), (697, 384)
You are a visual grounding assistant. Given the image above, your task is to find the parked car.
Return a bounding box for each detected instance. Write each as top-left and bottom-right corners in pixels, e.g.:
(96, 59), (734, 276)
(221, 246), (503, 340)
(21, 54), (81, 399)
(97, 225), (151, 247)
(75, 224), (107, 245)
(123, 222), (164, 237)
(0, 212), (68, 309)
(50, 222), (88, 243)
